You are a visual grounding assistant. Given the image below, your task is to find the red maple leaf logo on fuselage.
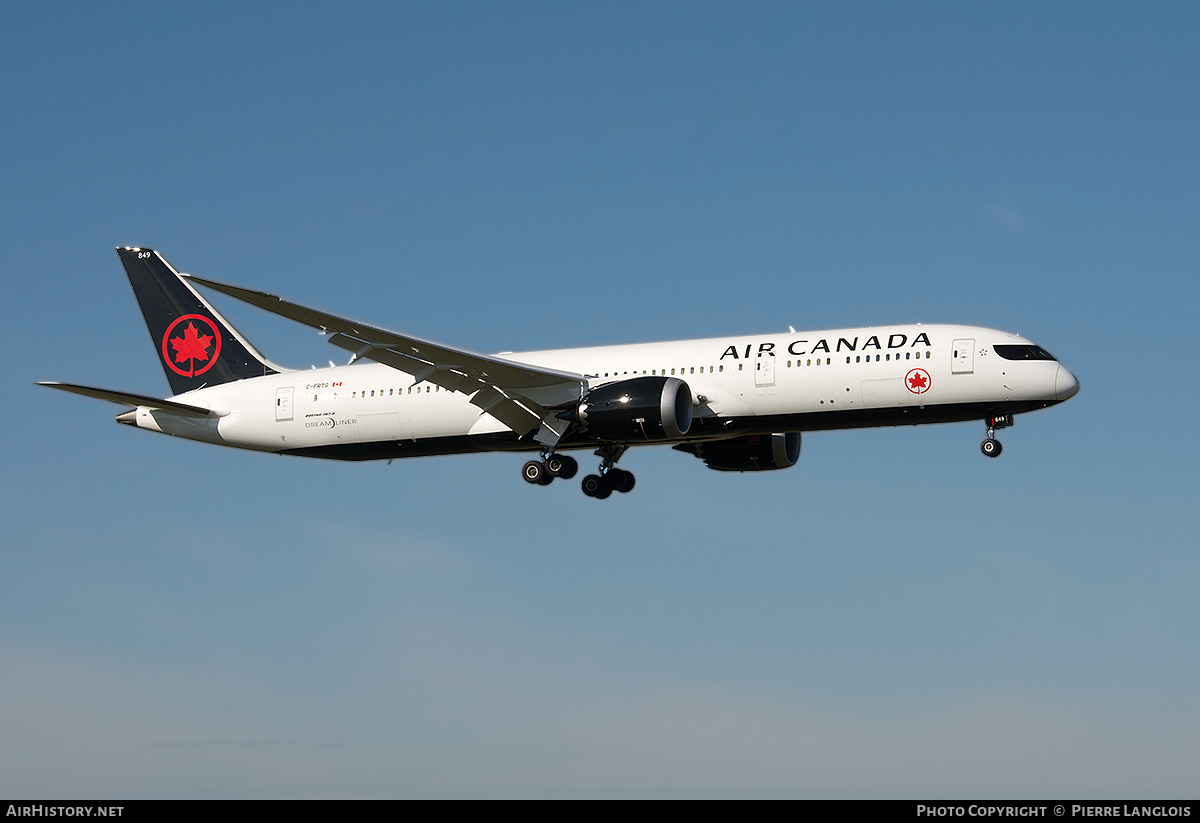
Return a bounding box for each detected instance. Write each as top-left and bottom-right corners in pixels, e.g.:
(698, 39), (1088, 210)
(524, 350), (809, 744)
(905, 368), (931, 394)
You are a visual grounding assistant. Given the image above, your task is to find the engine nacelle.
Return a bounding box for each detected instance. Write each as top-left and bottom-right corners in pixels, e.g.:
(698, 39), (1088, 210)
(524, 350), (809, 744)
(575, 376), (692, 442)
(680, 432), (801, 472)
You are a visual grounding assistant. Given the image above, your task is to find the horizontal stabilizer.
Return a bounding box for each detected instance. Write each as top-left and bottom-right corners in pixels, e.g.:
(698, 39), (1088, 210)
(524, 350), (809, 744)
(37, 382), (218, 417)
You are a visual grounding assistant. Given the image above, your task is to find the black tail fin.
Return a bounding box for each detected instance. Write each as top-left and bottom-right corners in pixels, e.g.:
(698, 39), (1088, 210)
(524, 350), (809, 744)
(117, 247), (278, 395)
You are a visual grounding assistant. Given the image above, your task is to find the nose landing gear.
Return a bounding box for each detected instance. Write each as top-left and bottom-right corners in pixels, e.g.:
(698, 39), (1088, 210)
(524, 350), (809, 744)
(981, 414), (1013, 458)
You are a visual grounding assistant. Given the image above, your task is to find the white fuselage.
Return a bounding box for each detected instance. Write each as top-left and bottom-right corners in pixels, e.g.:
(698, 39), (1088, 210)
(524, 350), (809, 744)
(126, 324), (1078, 460)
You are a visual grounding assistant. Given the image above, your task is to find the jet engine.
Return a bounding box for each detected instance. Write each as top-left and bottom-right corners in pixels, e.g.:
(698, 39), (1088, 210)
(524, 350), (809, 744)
(676, 432), (801, 471)
(572, 376), (692, 442)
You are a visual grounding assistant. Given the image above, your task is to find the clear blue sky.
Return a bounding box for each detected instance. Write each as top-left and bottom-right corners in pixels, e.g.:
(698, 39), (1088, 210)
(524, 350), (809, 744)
(3, 1), (1198, 798)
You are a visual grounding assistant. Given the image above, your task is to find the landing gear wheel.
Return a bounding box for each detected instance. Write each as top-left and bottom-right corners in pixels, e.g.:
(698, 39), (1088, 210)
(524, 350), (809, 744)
(523, 460), (552, 484)
(546, 454), (578, 479)
(980, 416), (1011, 459)
(585, 443), (633, 497)
(582, 474), (611, 499)
(606, 468), (636, 493)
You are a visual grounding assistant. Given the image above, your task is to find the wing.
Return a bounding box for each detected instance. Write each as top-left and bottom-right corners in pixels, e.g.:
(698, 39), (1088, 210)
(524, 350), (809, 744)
(184, 275), (584, 442)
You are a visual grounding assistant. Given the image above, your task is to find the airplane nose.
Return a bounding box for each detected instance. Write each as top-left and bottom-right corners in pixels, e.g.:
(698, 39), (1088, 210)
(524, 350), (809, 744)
(1055, 365), (1080, 401)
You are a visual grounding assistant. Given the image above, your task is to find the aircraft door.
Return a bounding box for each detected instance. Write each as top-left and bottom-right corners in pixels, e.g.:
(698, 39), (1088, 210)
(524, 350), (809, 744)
(755, 356), (775, 387)
(275, 387), (294, 421)
(952, 339), (975, 374)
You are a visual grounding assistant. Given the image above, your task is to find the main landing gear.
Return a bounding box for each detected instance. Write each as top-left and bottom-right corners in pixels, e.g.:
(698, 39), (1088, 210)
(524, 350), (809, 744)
(521, 444), (636, 499)
(581, 443), (634, 499)
(981, 414), (1013, 458)
(522, 451), (579, 486)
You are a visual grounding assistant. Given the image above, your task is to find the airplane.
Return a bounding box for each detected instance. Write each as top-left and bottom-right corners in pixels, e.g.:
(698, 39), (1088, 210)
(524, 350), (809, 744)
(41, 248), (1080, 498)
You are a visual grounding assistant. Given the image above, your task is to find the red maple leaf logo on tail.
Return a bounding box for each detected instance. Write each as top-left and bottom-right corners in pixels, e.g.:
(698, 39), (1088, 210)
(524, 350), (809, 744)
(170, 322), (212, 365)
(161, 315), (222, 378)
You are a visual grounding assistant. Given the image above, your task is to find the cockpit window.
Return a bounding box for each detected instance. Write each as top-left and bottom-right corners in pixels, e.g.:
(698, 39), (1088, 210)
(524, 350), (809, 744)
(993, 344), (1056, 361)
